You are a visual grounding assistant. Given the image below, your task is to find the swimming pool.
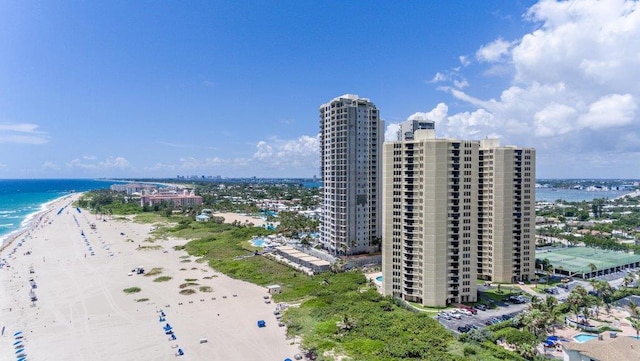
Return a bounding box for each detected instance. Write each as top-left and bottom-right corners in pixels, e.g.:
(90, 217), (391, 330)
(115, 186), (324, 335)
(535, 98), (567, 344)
(376, 276), (383, 282)
(251, 238), (265, 247)
(573, 334), (598, 343)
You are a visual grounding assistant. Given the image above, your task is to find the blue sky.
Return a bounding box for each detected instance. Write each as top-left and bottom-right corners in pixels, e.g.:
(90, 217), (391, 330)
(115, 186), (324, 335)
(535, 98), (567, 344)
(1, 0), (639, 179)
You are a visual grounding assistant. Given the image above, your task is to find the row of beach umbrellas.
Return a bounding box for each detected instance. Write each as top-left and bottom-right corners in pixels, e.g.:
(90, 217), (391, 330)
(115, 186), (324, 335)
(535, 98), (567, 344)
(14, 331), (27, 361)
(159, 309), (183, 356)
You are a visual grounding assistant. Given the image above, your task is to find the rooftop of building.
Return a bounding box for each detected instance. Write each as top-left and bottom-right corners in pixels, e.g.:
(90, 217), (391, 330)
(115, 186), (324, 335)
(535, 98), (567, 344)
(562, 334), (640, 361)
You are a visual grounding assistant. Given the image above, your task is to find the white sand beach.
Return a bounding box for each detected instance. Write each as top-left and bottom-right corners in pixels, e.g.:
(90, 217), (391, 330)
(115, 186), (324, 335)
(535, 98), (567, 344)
(212, 212), (267, 227)
(0, 194), (299, 361)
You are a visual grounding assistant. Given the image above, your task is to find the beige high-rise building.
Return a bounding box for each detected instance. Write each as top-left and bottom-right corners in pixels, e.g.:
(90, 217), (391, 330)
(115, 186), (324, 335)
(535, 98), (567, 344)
(382, 127), (478, 307)
(477, 139), (536, 283)
(382, 120), (535, 307)
(319, 94), (383, 256)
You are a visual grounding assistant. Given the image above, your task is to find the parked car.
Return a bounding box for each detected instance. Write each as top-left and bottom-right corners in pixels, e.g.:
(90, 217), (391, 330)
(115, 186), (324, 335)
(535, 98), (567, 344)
(461, 305), (478, 314)
(474, 304), (487, 311)
(458, 308), (472, 316)
(457, 325), (470, 333)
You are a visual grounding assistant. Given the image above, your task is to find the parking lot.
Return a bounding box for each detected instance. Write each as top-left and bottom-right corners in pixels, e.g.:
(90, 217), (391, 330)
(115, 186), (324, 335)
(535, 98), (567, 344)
(437, 301), (529, 334)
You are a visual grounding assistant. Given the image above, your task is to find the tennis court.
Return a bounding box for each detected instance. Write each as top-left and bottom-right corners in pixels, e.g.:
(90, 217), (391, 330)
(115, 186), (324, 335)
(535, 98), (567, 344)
(537, 247), (640, 276)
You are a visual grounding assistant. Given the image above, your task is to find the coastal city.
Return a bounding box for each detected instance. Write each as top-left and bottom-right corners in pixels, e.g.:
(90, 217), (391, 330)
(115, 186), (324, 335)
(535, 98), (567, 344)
(2, 1), (640, 361)
(2, 94), (640, 361)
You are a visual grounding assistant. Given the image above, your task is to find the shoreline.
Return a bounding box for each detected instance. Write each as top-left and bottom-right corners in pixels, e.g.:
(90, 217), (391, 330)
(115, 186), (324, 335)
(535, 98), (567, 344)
(0, 193), (74, 254)
(0, 193), (300, 360)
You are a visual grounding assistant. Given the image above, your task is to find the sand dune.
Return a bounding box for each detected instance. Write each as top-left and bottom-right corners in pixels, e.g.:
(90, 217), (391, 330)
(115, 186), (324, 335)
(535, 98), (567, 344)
(0, 194), (299, 361)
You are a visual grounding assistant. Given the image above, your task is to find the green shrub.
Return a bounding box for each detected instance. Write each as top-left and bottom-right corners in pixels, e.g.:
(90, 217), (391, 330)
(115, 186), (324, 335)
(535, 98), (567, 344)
(123, 287), (141, 294)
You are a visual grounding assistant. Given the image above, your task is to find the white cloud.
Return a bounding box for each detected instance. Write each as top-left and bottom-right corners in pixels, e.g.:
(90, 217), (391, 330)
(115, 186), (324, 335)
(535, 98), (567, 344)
(0, 123), (49, 144)
(577, 93), (636, 130)
(385, 103), (449, 142)
(430, 72), (447, 83)
(253, 135), (320, 170)
(476, 38), (513, 63)
(67, 156), (131, 170)
(384, 124), (400, 142)
(453, 79), (469, 89)
(148, 135), (321, 177)
(42, 161), (58, 170)
(433, 0), (640, 177)
(459, 55), (471, 67)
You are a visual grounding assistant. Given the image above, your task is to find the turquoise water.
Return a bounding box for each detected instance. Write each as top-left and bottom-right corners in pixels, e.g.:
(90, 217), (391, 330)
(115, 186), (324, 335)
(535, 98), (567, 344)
(252, 238), (265, 247)
(0, 179), (118, 248)
(573, 334), (598, 343)
(376, 276), (383, 282)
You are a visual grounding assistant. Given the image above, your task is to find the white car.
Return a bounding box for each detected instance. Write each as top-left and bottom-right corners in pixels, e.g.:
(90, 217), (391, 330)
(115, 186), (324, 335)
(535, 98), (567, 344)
(458, 308), (472, 316)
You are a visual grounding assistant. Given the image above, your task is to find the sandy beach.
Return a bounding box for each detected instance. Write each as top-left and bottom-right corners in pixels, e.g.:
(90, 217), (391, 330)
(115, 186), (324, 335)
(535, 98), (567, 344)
(0, 194), (299, 361)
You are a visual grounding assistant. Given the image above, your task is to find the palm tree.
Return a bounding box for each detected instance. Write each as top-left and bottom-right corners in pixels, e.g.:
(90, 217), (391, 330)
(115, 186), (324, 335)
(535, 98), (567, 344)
(624, 273), (635, 288)
(588, 263), (597, 277)
(628, 300), (639, 319)
(545, 264), (554, 286)
(630, 318), (640, 338)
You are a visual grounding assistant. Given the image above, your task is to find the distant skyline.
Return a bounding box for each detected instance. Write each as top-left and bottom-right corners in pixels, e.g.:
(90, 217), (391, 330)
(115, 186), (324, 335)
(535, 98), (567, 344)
(1, 0), (639, 179)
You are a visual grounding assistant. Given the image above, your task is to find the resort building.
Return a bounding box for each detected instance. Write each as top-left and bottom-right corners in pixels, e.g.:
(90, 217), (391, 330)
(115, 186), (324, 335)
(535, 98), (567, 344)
(110, 183), (156, 195)
(139, 189), (203, 208)
(319, 94), (383, 256)
(477, 139), (536, 283)
(381, 119), (536, 306)
(382, 124), (478, 307)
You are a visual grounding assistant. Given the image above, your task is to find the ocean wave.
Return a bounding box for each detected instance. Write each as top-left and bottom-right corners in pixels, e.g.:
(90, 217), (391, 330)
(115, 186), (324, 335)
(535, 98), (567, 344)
(0, 223), (14, 228)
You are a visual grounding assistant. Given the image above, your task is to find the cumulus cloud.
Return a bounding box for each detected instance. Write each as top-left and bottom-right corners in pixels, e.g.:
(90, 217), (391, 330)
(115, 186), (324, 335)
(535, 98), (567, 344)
(148, 135), (320, 177)
(433, 0), (640, 177)
(385, 103), (449, 142)
(475, 38), (513, 63)
(252, 135), (320, 169)
(0, 123), (49, 144)
(67, 156), (131, 170)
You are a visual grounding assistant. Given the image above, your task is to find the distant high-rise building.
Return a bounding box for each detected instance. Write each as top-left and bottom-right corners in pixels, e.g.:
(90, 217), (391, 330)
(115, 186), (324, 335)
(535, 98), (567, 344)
(477, 139), (536, 283)
(319, 94), (383, 256)
(382, 123), (535, 307)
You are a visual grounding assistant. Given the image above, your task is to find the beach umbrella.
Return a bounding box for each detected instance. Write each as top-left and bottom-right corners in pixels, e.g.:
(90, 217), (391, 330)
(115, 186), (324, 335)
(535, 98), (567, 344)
(13, 340), (22, 345)
(13, 331), (22, 337)
(15, 348), (25, 354)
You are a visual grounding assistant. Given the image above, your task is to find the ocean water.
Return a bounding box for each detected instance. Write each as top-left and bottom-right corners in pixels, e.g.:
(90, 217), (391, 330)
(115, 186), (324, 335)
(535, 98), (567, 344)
(0, 179), (116, 248)
(535, 187), (630, 202)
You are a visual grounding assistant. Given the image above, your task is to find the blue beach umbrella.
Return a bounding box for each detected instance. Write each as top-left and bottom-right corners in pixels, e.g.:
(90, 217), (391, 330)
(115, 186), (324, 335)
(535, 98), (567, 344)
(15, 348), (25, 354)
(13, 340), (22, 346)
(13, 331), (22, 337)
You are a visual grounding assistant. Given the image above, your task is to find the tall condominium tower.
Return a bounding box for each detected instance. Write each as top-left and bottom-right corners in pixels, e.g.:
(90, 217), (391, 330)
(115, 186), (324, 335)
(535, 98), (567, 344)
(382, 120), (536, 307)
(382, 125), (478, 307)
(477, 139), (536, 283)
(319, 94), (383, 256)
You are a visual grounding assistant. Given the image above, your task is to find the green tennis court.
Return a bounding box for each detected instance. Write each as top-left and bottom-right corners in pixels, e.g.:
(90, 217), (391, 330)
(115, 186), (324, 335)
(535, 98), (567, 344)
(537, 247), (640, 275)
